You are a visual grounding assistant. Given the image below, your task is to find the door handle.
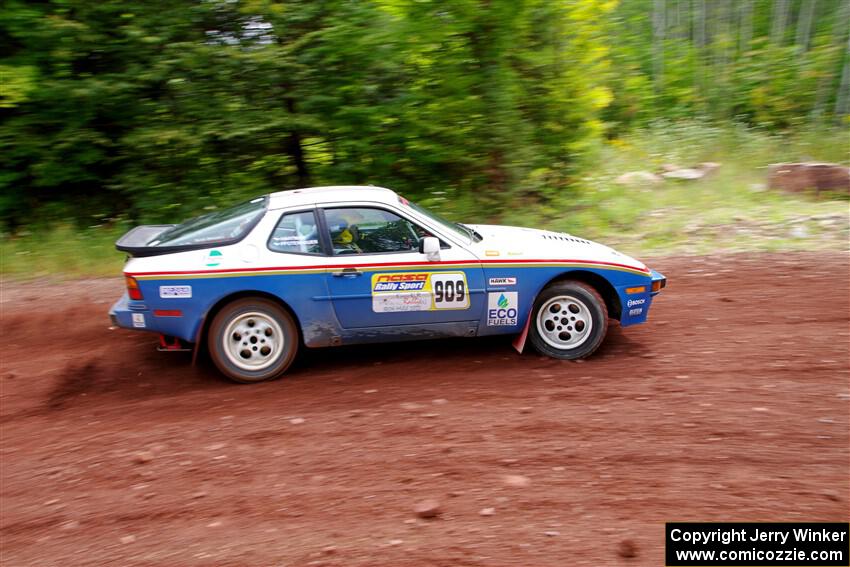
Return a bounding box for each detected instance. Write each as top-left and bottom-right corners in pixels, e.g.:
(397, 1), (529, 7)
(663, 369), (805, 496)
(331, 267), (363, 277)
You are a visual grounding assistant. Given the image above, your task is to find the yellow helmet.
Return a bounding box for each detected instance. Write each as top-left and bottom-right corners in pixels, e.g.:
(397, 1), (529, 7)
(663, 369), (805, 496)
(336, 227), (354, 244)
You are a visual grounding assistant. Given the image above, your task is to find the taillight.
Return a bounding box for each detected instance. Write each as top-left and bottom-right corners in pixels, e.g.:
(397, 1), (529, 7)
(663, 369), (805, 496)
(126, 275), (143, 300)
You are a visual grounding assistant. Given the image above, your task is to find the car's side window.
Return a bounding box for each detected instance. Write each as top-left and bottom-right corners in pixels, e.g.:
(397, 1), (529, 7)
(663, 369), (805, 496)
(324, 207), (438, 255)
(268, 210), (323, 255)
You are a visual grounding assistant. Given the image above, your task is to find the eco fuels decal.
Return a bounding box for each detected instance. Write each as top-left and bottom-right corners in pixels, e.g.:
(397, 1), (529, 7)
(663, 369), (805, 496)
(371, 272), (470, 313)
(487, 292), (518, 326)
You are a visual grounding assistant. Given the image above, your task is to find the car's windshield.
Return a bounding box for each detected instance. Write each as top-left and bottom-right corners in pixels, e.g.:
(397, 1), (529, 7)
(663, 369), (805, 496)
(399, 197), (481, 243)
(149, 196), (268, 247)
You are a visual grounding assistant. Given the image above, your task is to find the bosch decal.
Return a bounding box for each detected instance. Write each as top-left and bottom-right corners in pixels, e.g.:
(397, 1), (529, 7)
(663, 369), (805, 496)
(627, 298), (646, 307)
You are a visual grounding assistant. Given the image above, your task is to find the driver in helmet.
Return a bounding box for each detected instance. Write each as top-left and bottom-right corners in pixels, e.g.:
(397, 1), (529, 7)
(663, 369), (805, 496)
(329, 210), (365, 253)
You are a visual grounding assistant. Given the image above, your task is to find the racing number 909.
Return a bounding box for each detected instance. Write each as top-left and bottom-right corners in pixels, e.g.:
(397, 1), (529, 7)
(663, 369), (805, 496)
(431, 273), (469, 310)
(434, 279), (464, 303)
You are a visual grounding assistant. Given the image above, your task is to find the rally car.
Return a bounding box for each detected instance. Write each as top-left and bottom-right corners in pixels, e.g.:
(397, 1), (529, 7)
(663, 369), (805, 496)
(110, 186), (666, 383)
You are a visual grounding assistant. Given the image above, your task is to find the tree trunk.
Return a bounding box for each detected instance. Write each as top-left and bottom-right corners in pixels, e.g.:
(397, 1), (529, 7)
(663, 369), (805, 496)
(835, 34), (850, 118)
(813, 0), (850, 118)
(695, 0), (705, 49)
(693, 0), (706, 103)
(795, 0), (816, 55)
(771, 0), (789, 45)
(285, 98), (310, 187)
(653, 0), (666, 93)
(739, 0), (752, 54)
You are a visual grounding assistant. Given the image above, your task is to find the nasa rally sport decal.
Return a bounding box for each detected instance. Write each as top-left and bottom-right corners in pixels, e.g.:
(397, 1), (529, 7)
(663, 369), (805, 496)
(487, 292), (518, 326)
(371, 272), (470, 313)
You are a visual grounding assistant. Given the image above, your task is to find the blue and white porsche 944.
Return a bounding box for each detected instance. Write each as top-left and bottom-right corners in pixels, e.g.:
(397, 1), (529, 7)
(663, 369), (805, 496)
(110, 186), (666, 383)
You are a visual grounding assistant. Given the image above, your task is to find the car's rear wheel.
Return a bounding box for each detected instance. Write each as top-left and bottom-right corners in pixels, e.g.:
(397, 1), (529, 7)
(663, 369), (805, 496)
(529, 280), (608, 360)
(208, 297), (298, 383)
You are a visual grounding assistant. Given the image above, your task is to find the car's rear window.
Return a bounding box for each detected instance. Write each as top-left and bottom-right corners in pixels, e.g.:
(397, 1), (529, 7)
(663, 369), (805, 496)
(149, 196), (268, 247)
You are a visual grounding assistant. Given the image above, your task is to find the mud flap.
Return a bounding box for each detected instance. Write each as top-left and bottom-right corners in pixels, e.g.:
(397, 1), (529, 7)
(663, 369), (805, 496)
(192, 314), (207, 366)
(158, 334), (193, 352)
(511, 312), (533, 354)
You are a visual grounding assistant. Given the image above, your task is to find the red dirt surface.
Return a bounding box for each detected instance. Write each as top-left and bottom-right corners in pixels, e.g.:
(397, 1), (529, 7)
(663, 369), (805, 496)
(1, 252), (848, 566)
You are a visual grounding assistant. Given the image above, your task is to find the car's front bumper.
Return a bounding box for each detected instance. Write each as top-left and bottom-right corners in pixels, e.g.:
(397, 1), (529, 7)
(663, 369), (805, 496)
(617, 268), (666, 327)
(650, 269), (667, 295)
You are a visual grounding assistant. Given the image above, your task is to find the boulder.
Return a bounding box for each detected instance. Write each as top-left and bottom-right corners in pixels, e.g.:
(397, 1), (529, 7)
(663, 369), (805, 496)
(615, 171), (663, 185)
(767, 163), (850, 194)
(660, 162), (721, 181)
(413, 499), (442, 519)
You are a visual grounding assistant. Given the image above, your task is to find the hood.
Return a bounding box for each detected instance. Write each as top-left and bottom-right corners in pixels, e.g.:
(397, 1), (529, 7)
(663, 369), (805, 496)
(465, 224), (648, 272)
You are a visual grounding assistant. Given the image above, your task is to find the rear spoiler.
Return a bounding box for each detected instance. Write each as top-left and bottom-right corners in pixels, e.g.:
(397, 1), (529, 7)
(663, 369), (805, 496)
(115, 225), (176, 257)
(115, 224), (249, 258)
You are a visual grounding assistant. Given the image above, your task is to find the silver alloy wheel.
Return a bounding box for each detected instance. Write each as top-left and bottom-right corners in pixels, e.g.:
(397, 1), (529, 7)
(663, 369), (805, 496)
(535, 295), (593, 350)
(221, 311), (284, 371)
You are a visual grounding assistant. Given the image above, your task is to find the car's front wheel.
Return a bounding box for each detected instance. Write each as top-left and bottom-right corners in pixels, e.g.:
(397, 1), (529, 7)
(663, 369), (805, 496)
(529, 280), (608, 360)
(208, 297), (298, 383)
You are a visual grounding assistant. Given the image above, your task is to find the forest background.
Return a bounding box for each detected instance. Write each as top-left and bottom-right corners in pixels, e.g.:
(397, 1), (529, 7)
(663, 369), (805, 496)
(1, 0), (848, 277)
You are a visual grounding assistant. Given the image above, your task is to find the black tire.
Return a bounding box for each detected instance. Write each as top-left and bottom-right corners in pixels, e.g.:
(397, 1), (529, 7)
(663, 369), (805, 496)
(528, 280), (608, 360)
(207, 297), (298, 383)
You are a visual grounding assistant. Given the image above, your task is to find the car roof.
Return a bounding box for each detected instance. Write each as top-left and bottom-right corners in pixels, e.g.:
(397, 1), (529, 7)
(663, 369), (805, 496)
(267, 186), (398, 209)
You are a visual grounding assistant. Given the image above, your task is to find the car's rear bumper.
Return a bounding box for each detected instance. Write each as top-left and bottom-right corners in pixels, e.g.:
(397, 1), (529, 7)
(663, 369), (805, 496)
(109, 292), (200, 342)
(109, 292), (153, 332)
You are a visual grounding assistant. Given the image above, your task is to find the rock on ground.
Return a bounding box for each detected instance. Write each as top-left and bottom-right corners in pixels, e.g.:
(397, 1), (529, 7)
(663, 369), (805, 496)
(767, 162), (850, 195)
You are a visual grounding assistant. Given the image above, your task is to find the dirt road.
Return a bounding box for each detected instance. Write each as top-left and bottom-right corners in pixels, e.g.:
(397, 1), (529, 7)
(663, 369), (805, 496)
(1, 252), (848, 566)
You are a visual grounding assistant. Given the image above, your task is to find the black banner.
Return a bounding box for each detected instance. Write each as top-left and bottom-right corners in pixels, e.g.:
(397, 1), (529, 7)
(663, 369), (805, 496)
(666, 522), (849, 566)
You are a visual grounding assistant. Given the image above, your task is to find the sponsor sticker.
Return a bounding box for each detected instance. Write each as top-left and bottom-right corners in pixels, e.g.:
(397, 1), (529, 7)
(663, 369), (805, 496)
(205, 249), (223, 267)
(159, 285), (192, 299)
(372, 273), (428, 293)
(488, 277), (517, 286)
(487, 292), (518, 326)
(131, 313), (146, 328)
(371, 272), (470, 312)
(629, 307), (643, 316)
(372, 292), (433, 313)
(627, 298), (646, 307)
(271, 236), (319, 245)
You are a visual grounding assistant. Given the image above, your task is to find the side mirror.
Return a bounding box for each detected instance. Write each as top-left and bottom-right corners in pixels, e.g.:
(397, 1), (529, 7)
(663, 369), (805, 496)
(418, 236), (440, 260)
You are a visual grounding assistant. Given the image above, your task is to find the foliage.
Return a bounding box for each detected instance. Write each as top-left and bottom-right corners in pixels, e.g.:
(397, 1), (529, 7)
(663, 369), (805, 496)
(3, 122), (847, 279)
(499, 121), (850, 256)
(0, 0), (848, 232)
(1, 223), (129, 279)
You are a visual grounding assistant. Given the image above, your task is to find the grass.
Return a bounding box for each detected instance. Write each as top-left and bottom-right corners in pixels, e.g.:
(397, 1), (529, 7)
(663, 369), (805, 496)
(498, 121), (850, 257)
(1, 121), (848, 280)
(1, 224), (129, 280)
